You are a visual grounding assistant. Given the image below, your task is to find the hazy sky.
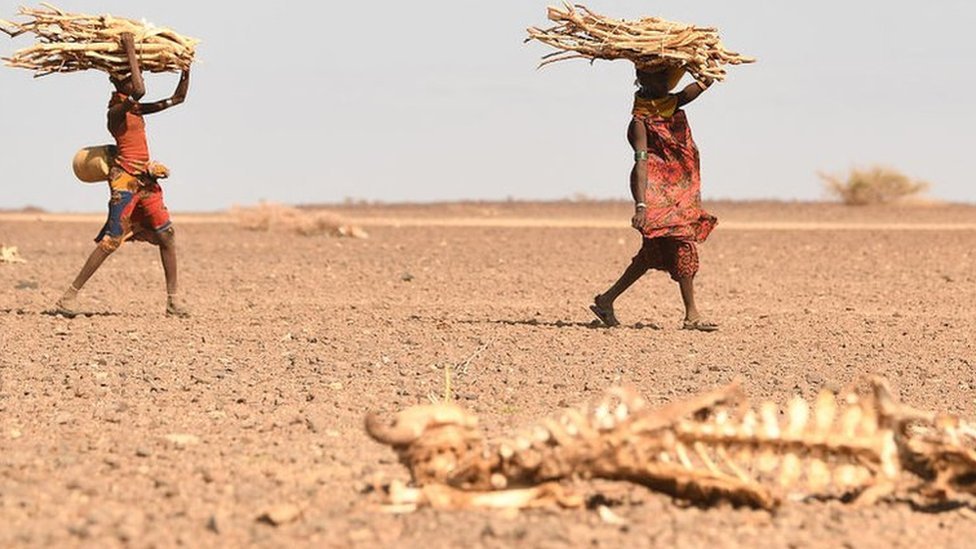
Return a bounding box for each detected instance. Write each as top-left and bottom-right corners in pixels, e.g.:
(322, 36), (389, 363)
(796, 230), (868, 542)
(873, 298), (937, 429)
(1, 1), (973, 211)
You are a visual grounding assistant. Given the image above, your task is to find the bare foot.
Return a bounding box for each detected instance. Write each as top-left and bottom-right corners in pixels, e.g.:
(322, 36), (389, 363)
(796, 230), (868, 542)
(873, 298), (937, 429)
(589, 295), (620, 328)
(53, 287), (80, 318)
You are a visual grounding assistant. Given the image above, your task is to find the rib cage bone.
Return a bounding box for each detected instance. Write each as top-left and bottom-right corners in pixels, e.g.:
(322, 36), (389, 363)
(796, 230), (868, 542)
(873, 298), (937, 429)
(365, 378), (976, 512)
(1, 3), (197, 77)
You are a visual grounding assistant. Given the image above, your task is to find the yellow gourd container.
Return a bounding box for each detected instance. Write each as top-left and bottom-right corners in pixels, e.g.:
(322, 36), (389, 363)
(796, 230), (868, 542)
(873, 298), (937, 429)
(72, 145), (116, 183)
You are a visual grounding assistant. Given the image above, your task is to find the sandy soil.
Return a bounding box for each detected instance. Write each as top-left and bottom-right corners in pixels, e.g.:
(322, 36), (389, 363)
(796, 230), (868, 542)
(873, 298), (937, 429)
(1, 201), (974, 548)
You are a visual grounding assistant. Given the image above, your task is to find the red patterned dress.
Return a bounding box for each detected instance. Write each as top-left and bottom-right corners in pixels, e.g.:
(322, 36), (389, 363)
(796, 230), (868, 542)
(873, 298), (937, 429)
(631, 95), (717, 281)
(94, 92), (173, 250)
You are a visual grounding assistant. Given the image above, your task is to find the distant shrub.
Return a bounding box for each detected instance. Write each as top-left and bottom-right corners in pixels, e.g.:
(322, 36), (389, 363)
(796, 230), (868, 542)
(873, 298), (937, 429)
(230, 202), (368, 239)
(820, 166), (929, 206)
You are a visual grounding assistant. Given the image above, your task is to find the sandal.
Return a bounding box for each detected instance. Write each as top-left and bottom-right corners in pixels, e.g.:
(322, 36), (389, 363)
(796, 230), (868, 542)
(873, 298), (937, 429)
(52, 304), (80, 319)
(589, 297), (620, 328)
(682, 319), (719, 332)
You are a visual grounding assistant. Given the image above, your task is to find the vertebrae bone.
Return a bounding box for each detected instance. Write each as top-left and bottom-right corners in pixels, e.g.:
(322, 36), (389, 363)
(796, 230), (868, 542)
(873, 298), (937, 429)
(365, 379), (976, 511)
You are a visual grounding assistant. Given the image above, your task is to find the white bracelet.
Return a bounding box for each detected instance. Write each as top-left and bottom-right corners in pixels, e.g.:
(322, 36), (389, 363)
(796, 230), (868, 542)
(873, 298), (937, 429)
(635, 202), (647, 209)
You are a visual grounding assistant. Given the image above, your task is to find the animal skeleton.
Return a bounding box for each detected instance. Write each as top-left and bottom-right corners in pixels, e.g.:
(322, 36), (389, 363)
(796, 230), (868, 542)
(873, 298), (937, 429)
(365, 379), (976, 512)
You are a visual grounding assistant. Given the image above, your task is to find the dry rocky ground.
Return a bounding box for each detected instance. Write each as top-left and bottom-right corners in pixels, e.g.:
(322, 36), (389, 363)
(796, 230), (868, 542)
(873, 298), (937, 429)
(1, 201), (974, 548)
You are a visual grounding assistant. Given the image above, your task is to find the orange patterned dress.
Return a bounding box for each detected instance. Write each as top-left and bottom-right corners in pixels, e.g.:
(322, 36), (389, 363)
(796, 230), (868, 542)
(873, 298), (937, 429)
(631, 95), (717, 280)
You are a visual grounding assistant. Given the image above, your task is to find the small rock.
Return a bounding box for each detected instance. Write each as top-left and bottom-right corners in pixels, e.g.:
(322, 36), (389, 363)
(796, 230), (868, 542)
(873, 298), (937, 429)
(9, 429), (22, 440)
(114, 510), (146, 542)
(400, 272), (415, 282)
(206, 510), (230, 534)
(337, 225), (369, 239)
(328, 382), (343, 391)
(257, 504), (302, 526)
(597, 505), (628, 526)
(135, 447), (153, 458)
(349, 528), (374, 543)
(163, 433), (201, 447)
(805, 372), (825, 387)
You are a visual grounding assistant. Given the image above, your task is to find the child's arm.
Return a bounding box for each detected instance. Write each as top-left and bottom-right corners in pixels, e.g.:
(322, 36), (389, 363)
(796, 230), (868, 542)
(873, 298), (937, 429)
(120, 33), (146, 100)
(139, 69), (190, 115)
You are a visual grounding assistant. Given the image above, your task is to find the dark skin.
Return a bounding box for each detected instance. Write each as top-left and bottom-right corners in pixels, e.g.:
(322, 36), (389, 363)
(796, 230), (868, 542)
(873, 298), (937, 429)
(60, 32), (191, 316)
(593, 68), (715, 329)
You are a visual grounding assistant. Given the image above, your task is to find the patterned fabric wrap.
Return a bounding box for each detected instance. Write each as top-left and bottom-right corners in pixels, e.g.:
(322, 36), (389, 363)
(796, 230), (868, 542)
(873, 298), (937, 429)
(636, 237), (700, 281)
(633, 106), (717, 243)
(95, 167), (172, 247)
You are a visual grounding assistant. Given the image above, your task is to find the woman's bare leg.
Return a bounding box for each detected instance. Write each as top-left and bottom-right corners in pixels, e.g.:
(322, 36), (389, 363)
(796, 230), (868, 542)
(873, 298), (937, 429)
(600, 256), (650, 306)
(592, 248), (651, 327)
(55, 244), (116, 316)
(678, 276), (700, 322)
(679, 276), (717, 331)
(157, 227), (189, 317)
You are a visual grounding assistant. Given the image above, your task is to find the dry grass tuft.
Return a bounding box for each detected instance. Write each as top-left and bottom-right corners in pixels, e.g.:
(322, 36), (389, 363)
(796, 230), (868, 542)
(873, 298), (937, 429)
(230, 203), (368, 239)
(820, 166), (930, 206)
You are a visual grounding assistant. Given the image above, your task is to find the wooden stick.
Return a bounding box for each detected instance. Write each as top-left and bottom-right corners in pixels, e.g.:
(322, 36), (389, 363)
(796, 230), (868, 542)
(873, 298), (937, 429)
(526, 3), (754, 82)
(1, 3), (198, 76)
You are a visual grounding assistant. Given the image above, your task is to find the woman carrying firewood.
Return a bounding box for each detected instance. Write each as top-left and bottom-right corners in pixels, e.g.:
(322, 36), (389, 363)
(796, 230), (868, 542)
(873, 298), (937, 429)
(589, 65), (719, 331)
(55, 32), (192, 318)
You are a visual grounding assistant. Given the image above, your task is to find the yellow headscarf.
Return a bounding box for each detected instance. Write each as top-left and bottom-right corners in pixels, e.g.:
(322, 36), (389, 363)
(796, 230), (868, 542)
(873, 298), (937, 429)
(633, 95), (678, 119)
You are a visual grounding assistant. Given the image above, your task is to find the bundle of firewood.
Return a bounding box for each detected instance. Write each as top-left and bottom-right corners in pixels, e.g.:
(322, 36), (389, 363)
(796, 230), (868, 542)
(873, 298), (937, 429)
(0, 3), (197, 77)
(526, 3), (754, 82)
